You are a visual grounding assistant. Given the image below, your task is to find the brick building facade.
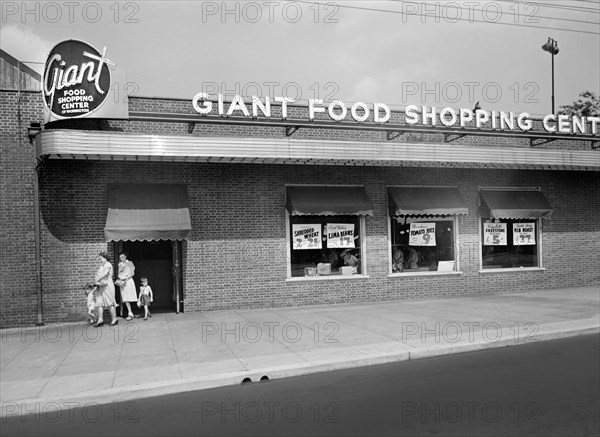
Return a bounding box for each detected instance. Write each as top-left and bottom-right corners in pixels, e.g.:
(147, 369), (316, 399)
(1, 86), (599, 328)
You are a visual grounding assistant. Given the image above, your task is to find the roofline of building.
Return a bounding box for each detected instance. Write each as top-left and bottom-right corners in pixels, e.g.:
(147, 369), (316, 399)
(3, 89), (590, 124)
(0, 49), (42, 81)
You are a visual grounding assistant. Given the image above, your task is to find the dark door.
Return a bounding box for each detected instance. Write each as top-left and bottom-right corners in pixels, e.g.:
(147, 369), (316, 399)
(122, 240), (175, 312)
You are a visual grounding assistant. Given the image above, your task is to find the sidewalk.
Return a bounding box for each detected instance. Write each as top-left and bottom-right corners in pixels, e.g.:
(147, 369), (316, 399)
(1, 286), (599, 416)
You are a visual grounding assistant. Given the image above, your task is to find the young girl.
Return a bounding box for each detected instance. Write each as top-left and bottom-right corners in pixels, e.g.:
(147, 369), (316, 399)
(138, 277), (154, 320)
(84, 282), (97, 324)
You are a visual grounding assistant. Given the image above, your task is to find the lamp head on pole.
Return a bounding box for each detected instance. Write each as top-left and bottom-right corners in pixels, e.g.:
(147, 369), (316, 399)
(542, 37), (559, 55)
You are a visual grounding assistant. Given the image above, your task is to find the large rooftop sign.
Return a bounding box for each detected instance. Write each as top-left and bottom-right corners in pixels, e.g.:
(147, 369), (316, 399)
(42, 39), (128, 123)
(192, 93), (599, 136)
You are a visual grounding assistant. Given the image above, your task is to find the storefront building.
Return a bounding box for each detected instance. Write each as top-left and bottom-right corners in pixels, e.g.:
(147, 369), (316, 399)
(1, 43), (599, 328)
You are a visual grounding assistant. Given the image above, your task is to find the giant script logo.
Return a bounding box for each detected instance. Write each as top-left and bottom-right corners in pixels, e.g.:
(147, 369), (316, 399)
(43, 39), (114, 119)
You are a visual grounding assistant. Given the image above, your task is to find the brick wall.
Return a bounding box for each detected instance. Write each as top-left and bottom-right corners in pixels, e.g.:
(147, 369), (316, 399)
(1, 91), (44, 328)
(2, 91), (599, 328)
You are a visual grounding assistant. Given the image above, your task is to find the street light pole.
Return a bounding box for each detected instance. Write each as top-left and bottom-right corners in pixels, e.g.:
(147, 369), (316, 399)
(541, 37), (559, 114)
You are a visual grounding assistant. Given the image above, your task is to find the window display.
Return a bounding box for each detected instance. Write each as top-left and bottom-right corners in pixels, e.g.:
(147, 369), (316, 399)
(481, 219), (539, 269)
(289, 215), (363, 277)
(391, 216), (457, 273)
(478, 188), (551, 270)
(387, 186), (467, 274)
(286, 185), (372, 279)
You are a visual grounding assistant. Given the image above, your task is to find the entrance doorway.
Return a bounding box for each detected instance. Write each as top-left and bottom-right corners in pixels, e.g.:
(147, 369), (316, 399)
(115, 240), (183, 313)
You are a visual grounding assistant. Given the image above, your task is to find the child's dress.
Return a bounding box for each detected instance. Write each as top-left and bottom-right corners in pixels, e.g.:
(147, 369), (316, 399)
(87, 291), (95, 311)
(139, 285), (152, 306)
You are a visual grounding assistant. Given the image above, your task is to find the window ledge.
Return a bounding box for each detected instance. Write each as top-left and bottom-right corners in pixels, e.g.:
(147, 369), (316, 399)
(286, 275), (370, 282)
(389, 271), (463, 278)
(479, 267), (546, 274)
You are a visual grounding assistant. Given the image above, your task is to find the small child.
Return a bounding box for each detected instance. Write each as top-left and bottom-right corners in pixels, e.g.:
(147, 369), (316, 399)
(138, 277), (153, 320)
(83, 282), (98, 324)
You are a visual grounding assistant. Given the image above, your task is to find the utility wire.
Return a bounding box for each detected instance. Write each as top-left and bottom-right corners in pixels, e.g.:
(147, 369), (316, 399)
(387, 0), (599, 26)
(570, 0), (600, 5)
(295, 1), (599, 35)
(493, 0), (600, 14)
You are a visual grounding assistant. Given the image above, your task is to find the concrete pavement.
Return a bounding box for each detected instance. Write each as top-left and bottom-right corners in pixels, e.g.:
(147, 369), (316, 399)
(1, 286), (598, 417)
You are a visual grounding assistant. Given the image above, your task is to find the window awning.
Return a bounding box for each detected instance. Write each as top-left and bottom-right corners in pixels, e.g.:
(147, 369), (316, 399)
(479, 190), (554, 219)
(286, 186), (373, 216)
(105, 184), (192, 242)
(388, 187), (469, 216)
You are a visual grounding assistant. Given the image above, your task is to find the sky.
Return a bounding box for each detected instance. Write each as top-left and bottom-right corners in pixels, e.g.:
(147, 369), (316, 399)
(1, 0), (599, 117)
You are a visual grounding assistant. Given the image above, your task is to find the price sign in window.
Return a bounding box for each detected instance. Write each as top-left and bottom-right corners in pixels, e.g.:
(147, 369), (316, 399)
(409, 223), (436, 246)
(513, 222), (536, 245)
(292, 224), (322, 250)
(483, 222), (507, 246)
(326, 223), (355, 248)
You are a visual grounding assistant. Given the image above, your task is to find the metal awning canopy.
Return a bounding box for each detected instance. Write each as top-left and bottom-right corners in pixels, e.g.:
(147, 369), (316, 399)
(388, 187), (469, 216)
(105, 184), (191, 241)
(36, 130), (600, 171)
(286, 186), (374, 216)
(479, 190), (554, 219)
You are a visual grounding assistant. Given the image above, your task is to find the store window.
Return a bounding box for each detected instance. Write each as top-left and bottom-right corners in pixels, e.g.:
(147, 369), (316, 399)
(388, 186), (468, 273)
(286, 185), (372, 278)
(481, 219), (539, 268)
(479, 189), (553, 270)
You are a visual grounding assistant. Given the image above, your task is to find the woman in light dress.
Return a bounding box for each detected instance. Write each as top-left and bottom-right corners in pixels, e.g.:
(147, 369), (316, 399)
(94, 252), (118, 327)
(117, 251), (137, 320)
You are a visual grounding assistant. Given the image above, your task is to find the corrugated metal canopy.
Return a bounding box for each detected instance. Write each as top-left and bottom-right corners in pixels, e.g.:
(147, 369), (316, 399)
(479, 190), (554, 219)
(37, 130), (600, 171)
(105, 184), (191, 241)
(388, 186), (469, 216)
(286, 186), (373, 216)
